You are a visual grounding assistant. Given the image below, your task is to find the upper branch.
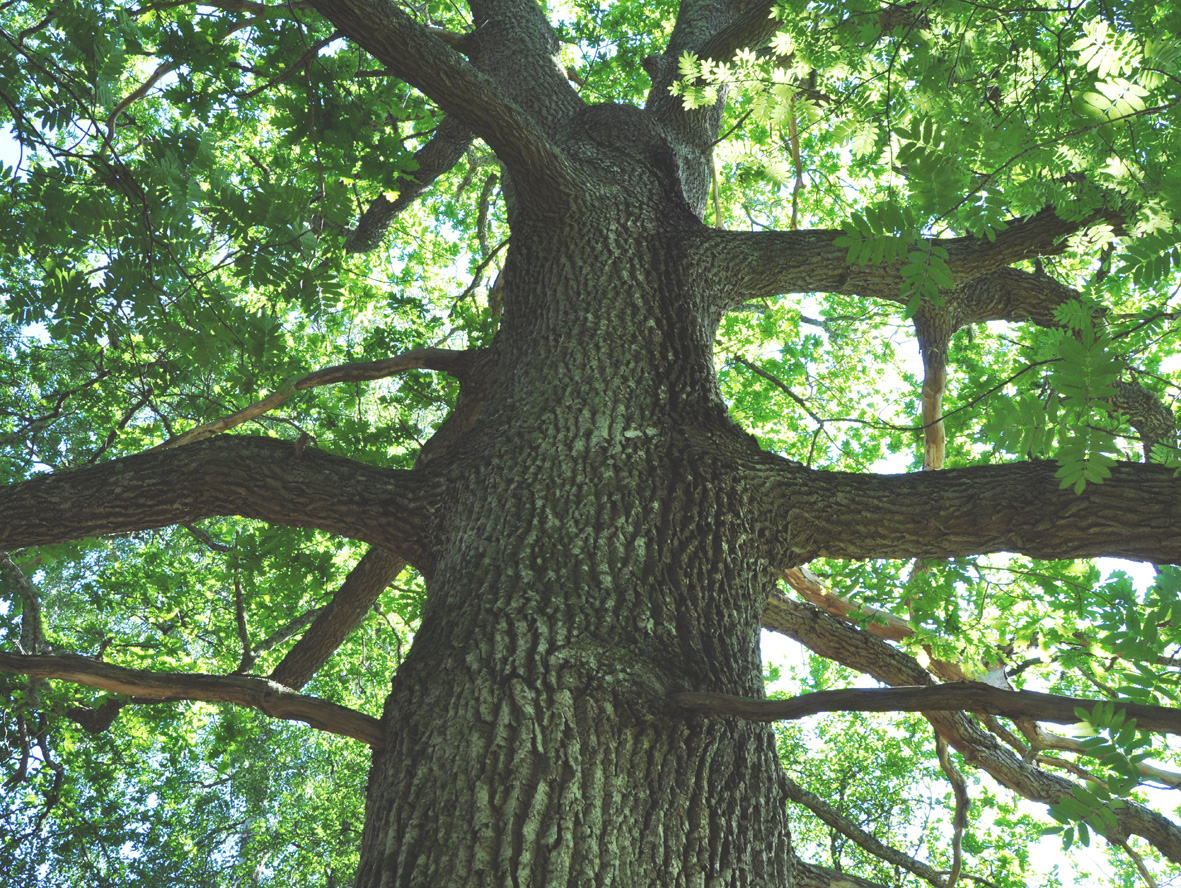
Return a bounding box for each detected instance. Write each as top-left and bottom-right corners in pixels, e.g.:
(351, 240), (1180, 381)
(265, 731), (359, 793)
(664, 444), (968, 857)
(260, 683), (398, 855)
(159, 347), (470, 449)
(694, 0), (778, 68)
(709, 208), (1112, 310)
(306, 0), (571, 198)
(643, 0), (753, 207)
(345, 117), (474, 254)
(463, 0), (583, 128)
(755, 457), (1181, 567)
(0, 436), (434, 566)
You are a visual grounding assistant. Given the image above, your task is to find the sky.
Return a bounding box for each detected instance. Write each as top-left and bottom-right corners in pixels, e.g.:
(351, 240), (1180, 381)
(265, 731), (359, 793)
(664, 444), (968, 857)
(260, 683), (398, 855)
(0, 124), (22, 172)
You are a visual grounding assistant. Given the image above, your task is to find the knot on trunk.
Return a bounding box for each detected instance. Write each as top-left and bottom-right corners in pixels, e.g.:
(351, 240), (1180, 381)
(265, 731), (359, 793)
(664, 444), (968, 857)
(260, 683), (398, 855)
(564, 103), (698, 221)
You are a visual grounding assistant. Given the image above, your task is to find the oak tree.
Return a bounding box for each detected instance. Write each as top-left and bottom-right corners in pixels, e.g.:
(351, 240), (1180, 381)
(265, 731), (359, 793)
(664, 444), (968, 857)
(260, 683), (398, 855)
(1, 0), (1180, 885)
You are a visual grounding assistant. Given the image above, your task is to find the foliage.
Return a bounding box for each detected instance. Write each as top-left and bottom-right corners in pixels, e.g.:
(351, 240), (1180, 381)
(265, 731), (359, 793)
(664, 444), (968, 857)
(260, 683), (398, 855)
(0, 0), (1180, 885)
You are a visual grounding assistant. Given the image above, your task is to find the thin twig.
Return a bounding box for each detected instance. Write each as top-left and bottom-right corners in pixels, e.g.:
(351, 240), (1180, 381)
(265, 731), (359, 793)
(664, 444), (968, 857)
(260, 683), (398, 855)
(157, 347), (468, 449)
(936, 734), (969, 888)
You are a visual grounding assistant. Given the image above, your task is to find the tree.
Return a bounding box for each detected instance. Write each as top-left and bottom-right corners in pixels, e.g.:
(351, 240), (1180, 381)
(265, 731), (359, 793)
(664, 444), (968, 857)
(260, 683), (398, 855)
(1, 0), (1180, 884)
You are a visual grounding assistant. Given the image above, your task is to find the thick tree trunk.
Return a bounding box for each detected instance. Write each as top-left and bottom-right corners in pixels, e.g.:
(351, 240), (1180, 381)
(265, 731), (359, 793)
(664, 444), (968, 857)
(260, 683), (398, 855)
(353, 107), (795, 887)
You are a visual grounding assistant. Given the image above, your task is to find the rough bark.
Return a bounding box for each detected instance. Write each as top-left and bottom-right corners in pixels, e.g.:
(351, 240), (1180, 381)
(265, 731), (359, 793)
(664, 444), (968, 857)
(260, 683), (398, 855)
(5, 2), (1181, 886)
(759, 458), (1181, 566)
(0, 436), (434, 566)
(344, 101), (797, 887)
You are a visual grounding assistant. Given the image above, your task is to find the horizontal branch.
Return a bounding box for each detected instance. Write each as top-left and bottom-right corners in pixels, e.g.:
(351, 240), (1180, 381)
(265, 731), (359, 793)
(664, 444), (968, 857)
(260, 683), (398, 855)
(160, 347), (468, 449)
(761, 458), (1181, 566)
(713, 208), (1107, 308)
(947, 266), (1081, 328)
(0, 436), (433, 563)
(0, 651), (382, 747)
(674, 682), (1181, 736)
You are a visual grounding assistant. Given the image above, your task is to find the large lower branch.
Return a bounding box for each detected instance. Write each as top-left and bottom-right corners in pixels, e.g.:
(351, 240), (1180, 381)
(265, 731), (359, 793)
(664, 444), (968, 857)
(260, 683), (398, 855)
(0, 652), (382, 747)
(759, 458), (1181, 567)
(0, 436), (433, 565)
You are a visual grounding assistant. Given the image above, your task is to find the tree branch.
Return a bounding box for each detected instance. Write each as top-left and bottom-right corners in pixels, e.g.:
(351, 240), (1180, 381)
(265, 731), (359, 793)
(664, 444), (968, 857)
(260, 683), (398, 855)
(779, 567), (973, 682)
(794, 858), (896, 888)
(712, 208), (1113, 309)
(306, 0), (572, 198)
(265, 347), (495, 688)
(462, 0), (583, 128)
(945, 266), (1081, 328)
(0, 436), (433, 564)
(1, 552), (44, 654)
(782, 771), (949, 887)
(758, 458), (1181, 566)
(344, 117), (474, 253)
(639, 0), (769, 211)
(269, 547), (405, 690)
(761, 594), (1181, 862)
(159, 347), (469, 449)
(694, 0), (779, 68)
(0, 652), (382, 747)
(936, 735), (969, 888)
(673, 683), (1181, 736)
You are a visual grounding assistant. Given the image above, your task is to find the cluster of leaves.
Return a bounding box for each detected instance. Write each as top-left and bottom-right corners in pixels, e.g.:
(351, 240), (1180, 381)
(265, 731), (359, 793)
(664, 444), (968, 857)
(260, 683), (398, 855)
(1045, 703), (1153, 850)
(834, 201), (954, 316)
